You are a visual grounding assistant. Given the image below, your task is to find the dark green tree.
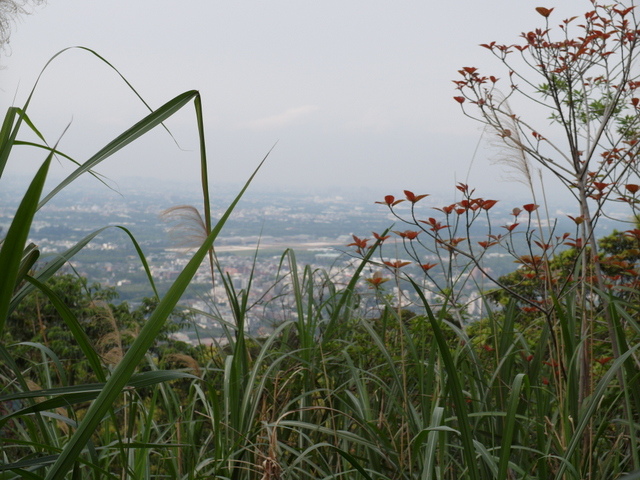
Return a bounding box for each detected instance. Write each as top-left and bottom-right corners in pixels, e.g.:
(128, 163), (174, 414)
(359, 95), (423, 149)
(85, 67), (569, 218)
(5, 273), (197, 385)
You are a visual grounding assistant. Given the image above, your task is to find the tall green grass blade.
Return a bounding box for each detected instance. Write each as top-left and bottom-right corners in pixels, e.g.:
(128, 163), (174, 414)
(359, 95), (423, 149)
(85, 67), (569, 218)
(14, 244), (40, 289)
(239, 322), (295, 433)
(11, 107), (48, 146)
(23, 276), (105, 382)
(0, 346), (59, 458)
(10, 225), (158, 316)
(0, 107), (20, 178)
(2, 105), (110, 192)
(8, 229), (106, 314)
(497, 373), (527, 480)
(0, 454), (58, 471)
(0, 394), (104, 424)
(19, 46), (173, 143)
(14, 140), (116, 192)
(409, 278), (479, 480)
(608, 294), (640, 471)
(193, 95), (216, 282)
(551, 293), (578, 385)
(0, 156), (51, 334)
(323, 232), (388, 340)
(553, 344), (640, 480)
(38, 90), (199, 208)
(332, 447), (374, 480)
(44, 151), (267, 480)
(13, 342), (67, 386)
(0, 370), (198, 402)
(0, 371), (198, 424)
(14, 141), (77, 164)
(359, 318), (403, 390)
(473, 439), (498, 477)
(421, 406), (444, 480)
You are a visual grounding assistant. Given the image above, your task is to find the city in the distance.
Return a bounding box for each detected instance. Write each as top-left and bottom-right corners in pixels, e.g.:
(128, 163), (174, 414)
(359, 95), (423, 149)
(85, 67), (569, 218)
(1, 176), (629, 344)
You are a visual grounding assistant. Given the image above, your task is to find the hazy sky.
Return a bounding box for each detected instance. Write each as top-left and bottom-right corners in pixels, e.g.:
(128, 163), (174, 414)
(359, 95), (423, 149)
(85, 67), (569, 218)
(1, 1), (583, 200)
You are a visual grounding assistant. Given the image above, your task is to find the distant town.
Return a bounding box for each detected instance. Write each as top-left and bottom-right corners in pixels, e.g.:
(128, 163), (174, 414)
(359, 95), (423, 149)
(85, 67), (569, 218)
(1, 176), (631, 344)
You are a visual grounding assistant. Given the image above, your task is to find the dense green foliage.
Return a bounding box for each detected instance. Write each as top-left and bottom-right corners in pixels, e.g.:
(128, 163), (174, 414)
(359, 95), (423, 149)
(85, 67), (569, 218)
(3, 257), (638, 479)
(6, 274), (196, 384)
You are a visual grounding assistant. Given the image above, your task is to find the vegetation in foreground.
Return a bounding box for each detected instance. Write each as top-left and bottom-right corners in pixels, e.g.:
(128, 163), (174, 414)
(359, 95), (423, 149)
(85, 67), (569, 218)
(2, 2), (640, 479)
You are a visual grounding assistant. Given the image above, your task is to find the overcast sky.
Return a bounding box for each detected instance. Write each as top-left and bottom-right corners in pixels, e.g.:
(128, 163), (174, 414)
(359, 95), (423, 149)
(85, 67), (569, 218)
(1, 1), (583, 201)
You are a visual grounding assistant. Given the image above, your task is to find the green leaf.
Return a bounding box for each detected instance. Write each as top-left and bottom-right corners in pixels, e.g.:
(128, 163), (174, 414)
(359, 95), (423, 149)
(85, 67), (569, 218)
(38, 90), (199, 208)
(0, 371), (198, 424)
(0, 156), (51, 334)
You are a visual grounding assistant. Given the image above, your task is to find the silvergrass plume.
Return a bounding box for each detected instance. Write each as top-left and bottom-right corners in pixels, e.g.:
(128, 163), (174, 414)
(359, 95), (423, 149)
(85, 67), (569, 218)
(92, 300), (126, 366)
(486, 90), (536, 194)
(160, 204), (209, 251)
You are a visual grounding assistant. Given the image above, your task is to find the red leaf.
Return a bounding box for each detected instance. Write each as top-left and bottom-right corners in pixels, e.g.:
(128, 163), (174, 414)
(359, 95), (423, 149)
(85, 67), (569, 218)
(453, 96), (466, 104)
(346, 235), (369, 249)
(404, 190), (429, 203)
(375, 195), (405, 206)
(393, 230), (420, 240)
(592, 182), (609, 192)
(365, 272), (390, 289)
(534, 241), (551, 250)
(481, 199), (498, 210)
(372, 232), (391, 242)
(419, 218), (449, 231)
(448, 237), (466, 247)
(435, 204), (455, 215)
(375, 195), (395, 206)
(532, 131), (545, 141)
(595, 356), (614, 365)
(625, 229), (640, 240)
(420, 263), (437, 272)
(535, 7), (554, 17)
(383, 260), (411, 269)
(564, 238), (583, 249)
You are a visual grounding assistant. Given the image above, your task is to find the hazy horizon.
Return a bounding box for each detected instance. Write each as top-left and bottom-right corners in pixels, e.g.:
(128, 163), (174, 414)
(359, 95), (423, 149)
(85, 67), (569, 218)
(1, 1), (597, 204)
